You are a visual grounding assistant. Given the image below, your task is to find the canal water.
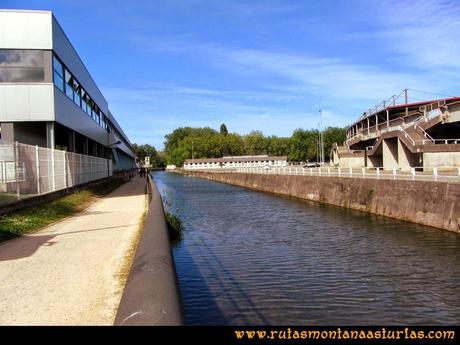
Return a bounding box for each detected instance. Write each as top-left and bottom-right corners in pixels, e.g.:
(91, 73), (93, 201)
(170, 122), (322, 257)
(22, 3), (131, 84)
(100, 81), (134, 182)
(153, 171), (460, 325)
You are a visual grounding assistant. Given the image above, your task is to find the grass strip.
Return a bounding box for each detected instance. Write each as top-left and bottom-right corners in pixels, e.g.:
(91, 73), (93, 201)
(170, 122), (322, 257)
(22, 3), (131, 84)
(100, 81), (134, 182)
(0, 177), (126, 243)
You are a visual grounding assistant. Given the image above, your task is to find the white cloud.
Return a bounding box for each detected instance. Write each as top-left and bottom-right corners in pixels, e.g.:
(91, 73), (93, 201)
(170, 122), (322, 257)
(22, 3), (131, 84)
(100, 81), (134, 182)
(104, 82), (339, 148)
(372, 0), (460, 71)
(118, 0), (460, 147)
(132, 34), (449, 106)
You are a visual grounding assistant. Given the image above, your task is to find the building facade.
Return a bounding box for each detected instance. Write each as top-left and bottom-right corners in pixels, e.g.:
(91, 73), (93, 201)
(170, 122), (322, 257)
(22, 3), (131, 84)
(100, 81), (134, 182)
(183, 155), (288, 170)
(0, 10), (135, 171)
(332, 91), (460, 170)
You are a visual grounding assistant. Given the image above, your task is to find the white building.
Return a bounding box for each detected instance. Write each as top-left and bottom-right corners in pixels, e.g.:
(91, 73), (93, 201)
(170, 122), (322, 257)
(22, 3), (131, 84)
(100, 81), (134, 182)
(183, 155), (288, 170)
(0, 9), (135, 171)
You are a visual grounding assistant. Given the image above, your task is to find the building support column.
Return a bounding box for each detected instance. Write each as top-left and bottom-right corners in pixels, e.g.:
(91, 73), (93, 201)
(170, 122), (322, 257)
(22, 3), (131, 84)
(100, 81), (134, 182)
(83, 137), (89, 155)
(46, 122), (55, 149)
(0, 123), (15, 142)
(398, 139), (414, 171)
(382, 138), (398, 170)
(68, 130), (76, 153)
(386, 109), (390, 129)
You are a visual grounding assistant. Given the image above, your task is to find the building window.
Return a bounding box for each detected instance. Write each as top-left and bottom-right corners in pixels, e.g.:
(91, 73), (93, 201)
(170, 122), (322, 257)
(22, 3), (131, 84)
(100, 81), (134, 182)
(52, 55), (64, 91)
(80, 89), (87, 113)
(0, 49), (45, 83)
(52, 53), (128, 138)
(64, 68), (74, 100)
(102, 115), (108, 130)
(73, 79), (81, 107)
(91, 103), (96, 120)
(93, 105), (100, 124)
(86, 97), (93, 117)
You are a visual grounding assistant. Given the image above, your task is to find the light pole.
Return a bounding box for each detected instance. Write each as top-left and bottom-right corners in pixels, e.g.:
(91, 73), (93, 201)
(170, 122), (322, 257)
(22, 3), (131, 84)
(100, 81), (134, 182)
(107, 140), (121, 178)
(319, 110), (324, 165)
(317, 122), (320, 164)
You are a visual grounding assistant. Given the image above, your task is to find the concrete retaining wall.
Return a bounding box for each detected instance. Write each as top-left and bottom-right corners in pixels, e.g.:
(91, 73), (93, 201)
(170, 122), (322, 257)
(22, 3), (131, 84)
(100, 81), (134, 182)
(114, 175), (184, 325)
(181, 170), (460, 234)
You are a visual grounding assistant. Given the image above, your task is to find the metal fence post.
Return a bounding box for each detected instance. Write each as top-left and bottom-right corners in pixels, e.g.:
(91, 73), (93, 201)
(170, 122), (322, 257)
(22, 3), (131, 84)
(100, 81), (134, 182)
(433, 167), (437, 182)
(51, 147), (56, 191)
(392, 167), (396, 180)
(411, 167), (415, 181)
(362, 168), (365, 177)
(376, 168), (380, 179)
(14, 141), (20, 200)
(310, 168), (313, 176)
(338, 167), (341, 177)
(35, 145), (41, 195)
(349, 167), (352, 176)
(63, 150), (67, 189)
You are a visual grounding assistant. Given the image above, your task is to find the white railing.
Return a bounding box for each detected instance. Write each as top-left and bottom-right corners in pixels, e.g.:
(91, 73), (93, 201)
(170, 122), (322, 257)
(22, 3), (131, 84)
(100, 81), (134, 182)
(415, 138), (460, 145)
(195, 165), (460, 183)
(414, 123), (434, 143)
(399, 127), (415, 145)
(347, 104), (444, 142)
(0, 141), (112, 206)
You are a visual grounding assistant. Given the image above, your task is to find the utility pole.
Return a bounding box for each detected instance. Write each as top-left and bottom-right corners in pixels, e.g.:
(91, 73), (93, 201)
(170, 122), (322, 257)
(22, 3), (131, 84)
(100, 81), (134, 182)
(404, 88), (409, 118)
(192, 141), (194, 162)
(317, 123), (320, 164)
(319, 110), (325, 165)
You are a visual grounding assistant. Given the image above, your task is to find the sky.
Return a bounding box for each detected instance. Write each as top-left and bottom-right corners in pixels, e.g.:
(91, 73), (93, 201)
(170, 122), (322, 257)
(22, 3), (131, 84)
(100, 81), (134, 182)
(3, 0), (460, 149)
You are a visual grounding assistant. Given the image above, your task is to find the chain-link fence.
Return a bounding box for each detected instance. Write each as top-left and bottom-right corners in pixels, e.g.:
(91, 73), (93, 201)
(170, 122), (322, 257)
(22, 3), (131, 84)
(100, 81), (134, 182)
(0, 141), (112, 207)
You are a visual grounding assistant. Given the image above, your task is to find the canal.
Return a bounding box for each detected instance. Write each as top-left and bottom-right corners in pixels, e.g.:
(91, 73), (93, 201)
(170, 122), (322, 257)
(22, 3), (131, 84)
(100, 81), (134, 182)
(153, 171), (460, 325)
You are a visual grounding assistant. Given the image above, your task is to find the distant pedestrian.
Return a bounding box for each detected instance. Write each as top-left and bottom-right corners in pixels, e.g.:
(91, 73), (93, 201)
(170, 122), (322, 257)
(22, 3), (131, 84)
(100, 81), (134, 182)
(139, 168), (145, 177)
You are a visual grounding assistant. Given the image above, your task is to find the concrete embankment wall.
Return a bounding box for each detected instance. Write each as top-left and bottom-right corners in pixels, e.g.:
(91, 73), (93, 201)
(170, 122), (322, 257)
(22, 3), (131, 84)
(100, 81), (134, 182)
(115, 176), (184, 325)
(181, 170), (460, 234)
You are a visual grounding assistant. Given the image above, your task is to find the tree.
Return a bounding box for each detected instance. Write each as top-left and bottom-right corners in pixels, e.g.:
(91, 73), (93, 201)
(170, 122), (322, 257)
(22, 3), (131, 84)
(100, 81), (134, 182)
(323, 127), (347, 160)
(220, 123), (228, 136)
(243, 130), (268, 155)
(132, 143), (165, 168)
(288, 129), (319, 162)
(164, 127), (217, 153)
(267, 136), (290, 156)
(162, 124), (347, 166)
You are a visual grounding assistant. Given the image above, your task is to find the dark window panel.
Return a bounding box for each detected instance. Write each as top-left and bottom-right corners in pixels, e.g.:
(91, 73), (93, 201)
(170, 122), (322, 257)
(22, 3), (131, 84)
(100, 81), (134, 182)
(0, 67), (44, 82)
(86, 98), (92, 116)
(0, 49), (45, 83)
(64, 68), (73, 100)
(80, 89), (87, 112)
(73, 79), (81, 107)
(53, 70), (64, 91)
(52, 55), (63, 76)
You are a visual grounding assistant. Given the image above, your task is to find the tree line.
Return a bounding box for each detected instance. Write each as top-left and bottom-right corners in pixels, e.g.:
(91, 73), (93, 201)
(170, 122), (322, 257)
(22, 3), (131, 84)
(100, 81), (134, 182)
(131, 143), (165, 168)
(161, 124), (346, 167)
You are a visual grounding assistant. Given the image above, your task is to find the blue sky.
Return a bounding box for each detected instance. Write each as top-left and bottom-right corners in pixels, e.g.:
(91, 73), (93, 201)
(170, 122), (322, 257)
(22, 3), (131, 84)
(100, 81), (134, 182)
(3, 0), (460, 149)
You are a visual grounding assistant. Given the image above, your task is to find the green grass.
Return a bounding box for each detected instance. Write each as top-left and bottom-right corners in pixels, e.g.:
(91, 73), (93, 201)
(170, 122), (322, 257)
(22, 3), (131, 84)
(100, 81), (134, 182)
(0, 178), (126, 243)
(0, 193), (22, 207)
(165, 211), (183, 247)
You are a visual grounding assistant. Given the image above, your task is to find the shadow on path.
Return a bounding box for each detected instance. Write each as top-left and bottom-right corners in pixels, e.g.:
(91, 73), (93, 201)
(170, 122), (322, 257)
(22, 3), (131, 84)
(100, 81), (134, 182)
(0, 223), (140, 261)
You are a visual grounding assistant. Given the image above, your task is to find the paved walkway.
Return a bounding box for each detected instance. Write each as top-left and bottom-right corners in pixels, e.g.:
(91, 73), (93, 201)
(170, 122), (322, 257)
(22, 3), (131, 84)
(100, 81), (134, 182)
(0, 176), (147, 325)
